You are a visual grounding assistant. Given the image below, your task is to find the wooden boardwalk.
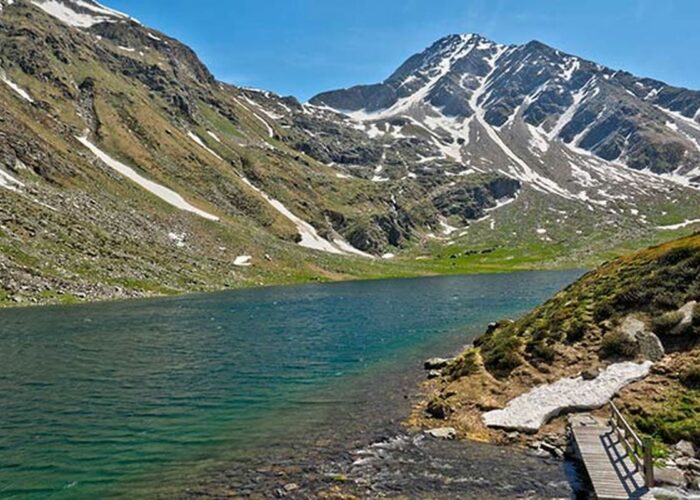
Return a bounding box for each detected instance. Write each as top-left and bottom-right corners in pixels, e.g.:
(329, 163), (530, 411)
(571, 416), (651, 500)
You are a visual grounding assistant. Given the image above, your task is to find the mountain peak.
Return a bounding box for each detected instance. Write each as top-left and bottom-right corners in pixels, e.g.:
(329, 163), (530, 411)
(31, 0), (138, 28)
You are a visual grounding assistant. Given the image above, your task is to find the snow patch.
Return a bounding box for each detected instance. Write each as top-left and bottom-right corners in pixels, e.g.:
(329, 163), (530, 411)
(31, 0), (124, 28)
(77, 135), (220, 221)
(187, 132), (223, 161)
(233, 255), (252, 267)
(483, 361), (653, 432)
(168, 232), (186, 248)
(0, 168), (23, 191)
(240, 177), (371, 257)
(656, 218), (700, 230)
(1, 71), (34, 103)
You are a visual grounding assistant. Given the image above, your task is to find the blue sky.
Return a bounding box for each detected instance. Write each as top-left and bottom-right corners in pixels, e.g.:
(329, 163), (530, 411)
(107, 0), (700, 101)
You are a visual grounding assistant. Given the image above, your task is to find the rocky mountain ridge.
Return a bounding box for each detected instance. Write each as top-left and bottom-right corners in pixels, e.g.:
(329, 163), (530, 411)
(0, 1), (699, 305)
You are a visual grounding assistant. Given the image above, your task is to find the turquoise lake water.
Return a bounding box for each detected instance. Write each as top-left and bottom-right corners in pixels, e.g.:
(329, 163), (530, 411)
(0, 271), (583, 498)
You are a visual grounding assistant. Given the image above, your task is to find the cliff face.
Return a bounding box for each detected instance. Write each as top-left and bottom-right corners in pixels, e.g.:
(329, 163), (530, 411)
(414, 232), (700, 480)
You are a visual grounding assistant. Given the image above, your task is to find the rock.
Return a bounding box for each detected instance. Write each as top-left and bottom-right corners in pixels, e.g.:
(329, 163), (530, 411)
(670, 301), (697, 335)
(482, 361), (653, 432)
(636, 330), (665, 361)
(425, 427), (457, 439)
(424, 357), (452, 370)
(675, 440), (696, 458)
(427, 369), (442, 379)
(619, 316), (645, 342)
(581, 368), (600, 380)
(283, 483), (299, 492)
(654, 466), (686, 488)
(540, 441), (564, 459)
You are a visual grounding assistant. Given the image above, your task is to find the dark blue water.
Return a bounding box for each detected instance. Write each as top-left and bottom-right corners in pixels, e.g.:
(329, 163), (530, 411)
(0, 271), (583, 498)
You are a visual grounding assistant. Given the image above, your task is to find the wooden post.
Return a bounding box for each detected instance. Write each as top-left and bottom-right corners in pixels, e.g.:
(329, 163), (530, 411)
(643, 437), (654, 488)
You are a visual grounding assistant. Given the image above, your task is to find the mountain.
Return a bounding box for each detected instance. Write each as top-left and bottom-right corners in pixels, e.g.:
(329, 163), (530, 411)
(0, 2), (698, 306)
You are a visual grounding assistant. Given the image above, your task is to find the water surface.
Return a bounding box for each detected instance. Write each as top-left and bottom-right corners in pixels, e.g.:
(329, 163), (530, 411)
(0, 271), (583, 498)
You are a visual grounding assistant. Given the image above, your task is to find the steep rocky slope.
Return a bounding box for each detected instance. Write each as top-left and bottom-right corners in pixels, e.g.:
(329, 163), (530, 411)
(413, 232), (700, 486)
(1, 1), (699, 306)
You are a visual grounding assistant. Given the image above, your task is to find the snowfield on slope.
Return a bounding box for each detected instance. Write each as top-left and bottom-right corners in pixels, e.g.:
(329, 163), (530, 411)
(240, 177), (371, 257)
(77, 136), (220, 221)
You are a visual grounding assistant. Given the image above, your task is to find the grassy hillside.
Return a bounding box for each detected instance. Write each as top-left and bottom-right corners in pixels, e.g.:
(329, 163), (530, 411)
(413, 232), (700, 451)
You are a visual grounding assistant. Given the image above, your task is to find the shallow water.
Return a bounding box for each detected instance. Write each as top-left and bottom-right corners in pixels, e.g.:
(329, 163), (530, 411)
(0, 271), (584, 498)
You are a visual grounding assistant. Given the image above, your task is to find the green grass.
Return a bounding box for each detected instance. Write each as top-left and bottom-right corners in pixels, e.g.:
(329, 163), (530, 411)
(634, 390), (700, 447)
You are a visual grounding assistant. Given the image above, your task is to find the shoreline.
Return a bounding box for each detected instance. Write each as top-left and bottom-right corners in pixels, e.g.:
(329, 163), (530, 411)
(0, 264), (587, 311)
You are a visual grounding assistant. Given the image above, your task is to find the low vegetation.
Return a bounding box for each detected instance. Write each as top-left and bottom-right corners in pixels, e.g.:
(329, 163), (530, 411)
(413, 233), (700, 451)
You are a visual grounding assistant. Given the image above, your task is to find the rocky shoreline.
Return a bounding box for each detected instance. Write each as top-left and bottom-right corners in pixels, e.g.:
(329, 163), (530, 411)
(411, 295), (700, 497)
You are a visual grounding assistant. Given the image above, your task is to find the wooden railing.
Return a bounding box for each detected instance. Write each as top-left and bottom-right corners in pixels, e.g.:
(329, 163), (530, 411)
(610, 402), (654, 488)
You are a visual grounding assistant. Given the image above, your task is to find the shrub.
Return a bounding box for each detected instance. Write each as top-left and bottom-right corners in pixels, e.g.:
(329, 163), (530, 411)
(693, 303), (700, 328)
(527, 340), (556, 363)
(565, 319), (587, 343)
(426, 396), (452, 420)
(600, 331), (638, 358)
(480, 329), (523, 377)
(444, 349), (479, 381)
(680, 366), (700, 389)
(593, 301), (615, 322)
(651, 310), (684, 335)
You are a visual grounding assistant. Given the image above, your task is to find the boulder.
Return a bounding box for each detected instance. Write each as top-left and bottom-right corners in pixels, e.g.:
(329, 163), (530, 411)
(619, 316), (645, 342)
(636, 330), (665, 361)
(670, 301), (697, 336)
(427, 369), (442, 379)
(615, 315), (665, 361)
(425, 427), (457, 439)
(675, 440), (697, 458)
(654, 466), (686, 488)
(424, 357), (452, 370)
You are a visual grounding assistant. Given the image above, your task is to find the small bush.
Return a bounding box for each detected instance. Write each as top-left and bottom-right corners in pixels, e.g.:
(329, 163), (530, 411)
(680, 366), (700, 389)
(527, 340), (556, 363)
(565, 319), (587, 343)
(444, 349), (479, 381)
(480, 329), (523, 377)
(426, 396), (452, 420)
(651, 310), (684, 335)
(600, 331), (638, 358)
(594, 301), (615, 322)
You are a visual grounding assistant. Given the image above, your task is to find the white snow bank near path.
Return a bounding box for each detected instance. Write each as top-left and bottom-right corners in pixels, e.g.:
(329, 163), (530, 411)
(77, 136), (220, 221)
(241, 177), (370, 257)
(1, 71), (34, 102)
(483, 361), (653, 432)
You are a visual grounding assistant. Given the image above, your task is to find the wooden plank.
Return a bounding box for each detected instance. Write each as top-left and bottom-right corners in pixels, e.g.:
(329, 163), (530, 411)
(572, 423), (651, 500)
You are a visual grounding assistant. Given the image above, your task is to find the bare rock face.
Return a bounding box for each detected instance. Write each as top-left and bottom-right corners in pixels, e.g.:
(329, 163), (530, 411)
(482, 361), (653, 433)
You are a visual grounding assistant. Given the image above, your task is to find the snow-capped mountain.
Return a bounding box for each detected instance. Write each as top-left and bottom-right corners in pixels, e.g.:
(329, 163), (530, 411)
(311, 34), (700, 201)
(0, 2), (699, 306)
